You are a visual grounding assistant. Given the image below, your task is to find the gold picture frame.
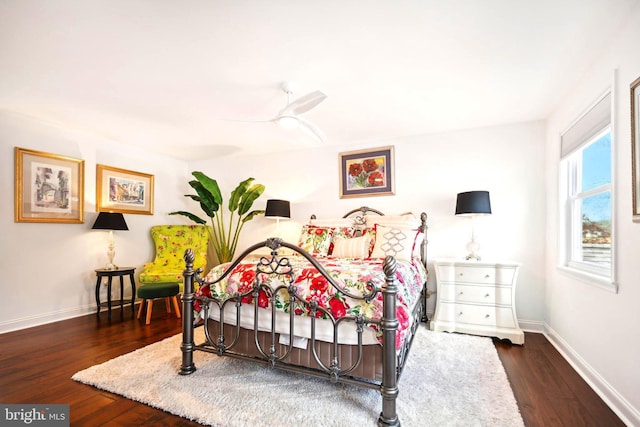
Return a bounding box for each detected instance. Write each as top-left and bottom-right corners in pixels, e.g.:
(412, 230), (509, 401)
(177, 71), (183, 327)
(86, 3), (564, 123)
(14, 147), (85, 223)
(631, 75), (640, 222)
(339, 146), (395, 198)
(96, 164), (154, 215)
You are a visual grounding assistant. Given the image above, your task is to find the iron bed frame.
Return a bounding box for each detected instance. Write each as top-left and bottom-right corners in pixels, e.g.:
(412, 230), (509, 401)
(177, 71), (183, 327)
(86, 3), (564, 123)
(179, 207), (428, 426)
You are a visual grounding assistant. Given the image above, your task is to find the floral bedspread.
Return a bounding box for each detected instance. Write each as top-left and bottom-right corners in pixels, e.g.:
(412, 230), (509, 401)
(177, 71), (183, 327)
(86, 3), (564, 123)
(194, 256), (427, 349)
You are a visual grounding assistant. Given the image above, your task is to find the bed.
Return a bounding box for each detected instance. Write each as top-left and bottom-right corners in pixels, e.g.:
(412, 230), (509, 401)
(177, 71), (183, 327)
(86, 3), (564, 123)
(179, 207), (428, 426)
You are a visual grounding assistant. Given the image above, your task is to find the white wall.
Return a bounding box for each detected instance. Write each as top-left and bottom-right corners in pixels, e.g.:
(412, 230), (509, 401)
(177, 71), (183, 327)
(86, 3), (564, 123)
(189, 120), (547, 324)
(0, 113), (547, 332)
(544, 4), (640, 425)
(0, 111), (192, 332)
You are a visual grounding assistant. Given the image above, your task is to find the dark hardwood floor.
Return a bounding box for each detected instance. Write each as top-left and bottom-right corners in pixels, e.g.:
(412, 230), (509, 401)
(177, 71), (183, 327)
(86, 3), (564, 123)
(0, 305), (624, 426)
(493, 334), (624, 427)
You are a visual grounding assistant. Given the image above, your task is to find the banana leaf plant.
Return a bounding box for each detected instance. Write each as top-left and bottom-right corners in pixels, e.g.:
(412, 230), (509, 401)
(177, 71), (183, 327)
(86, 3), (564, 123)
(170, 171), (265, 264)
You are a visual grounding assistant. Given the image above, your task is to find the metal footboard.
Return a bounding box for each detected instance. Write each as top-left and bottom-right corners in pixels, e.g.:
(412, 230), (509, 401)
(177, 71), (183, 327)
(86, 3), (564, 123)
(180, 231), (426, 426)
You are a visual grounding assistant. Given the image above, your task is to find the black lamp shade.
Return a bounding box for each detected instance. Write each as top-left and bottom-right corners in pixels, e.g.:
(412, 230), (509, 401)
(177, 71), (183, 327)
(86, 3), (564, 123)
(455, 191), (492, 216)
(265, 199), (291, 219)
(92, 212), (129, 230)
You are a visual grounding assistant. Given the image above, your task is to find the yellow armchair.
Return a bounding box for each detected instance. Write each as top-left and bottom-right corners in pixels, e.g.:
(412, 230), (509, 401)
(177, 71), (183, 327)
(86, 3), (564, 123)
(139, 225), (210, 290)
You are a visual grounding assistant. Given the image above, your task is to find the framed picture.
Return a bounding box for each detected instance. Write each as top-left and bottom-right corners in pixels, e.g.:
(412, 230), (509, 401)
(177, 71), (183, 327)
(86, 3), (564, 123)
(96, 164), (154, 215)
(14, 147), (85, 223)
(339, 146), (395, 198)
(632, 76), (640, 222)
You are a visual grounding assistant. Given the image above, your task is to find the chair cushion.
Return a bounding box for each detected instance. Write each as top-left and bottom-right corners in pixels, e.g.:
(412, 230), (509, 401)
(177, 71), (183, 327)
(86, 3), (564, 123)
(137, 282), (180, 299)
(138, 270), (183, 284)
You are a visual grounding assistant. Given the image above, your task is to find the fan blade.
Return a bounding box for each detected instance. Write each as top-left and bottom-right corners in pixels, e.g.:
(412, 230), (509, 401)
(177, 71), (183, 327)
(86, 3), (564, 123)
(297, 117), (325, 142)
(281, 91), (327, 115)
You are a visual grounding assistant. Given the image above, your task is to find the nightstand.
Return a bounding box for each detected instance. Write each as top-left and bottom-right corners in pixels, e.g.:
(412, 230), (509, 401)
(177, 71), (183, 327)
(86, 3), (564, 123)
(429, 259), (524, 344)
(95, 267), (136, 319)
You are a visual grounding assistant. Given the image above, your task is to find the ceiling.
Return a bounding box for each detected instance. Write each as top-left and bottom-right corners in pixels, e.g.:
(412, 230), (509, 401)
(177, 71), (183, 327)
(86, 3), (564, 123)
(1, 0), (638, 160)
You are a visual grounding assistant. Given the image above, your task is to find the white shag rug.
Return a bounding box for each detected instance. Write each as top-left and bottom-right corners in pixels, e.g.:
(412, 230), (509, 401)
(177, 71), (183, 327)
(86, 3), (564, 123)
(72, 326), (523, 427)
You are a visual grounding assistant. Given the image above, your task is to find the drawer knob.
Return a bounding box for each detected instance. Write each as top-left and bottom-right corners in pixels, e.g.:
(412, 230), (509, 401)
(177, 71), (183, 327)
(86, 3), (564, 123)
(459, 273), (464, 276)
(485, 314), (490, 318)
(485, 274), (491, 279)
(458, 291), (464, 295)
(458, 311), (463, 316)
(485, 293), (490, 298)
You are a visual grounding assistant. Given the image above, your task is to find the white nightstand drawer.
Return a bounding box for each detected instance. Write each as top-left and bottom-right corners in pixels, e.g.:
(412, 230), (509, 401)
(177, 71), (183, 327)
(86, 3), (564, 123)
(436, 302), (516, 329)
(436, 265), (516, 286)
(439, 283), (512, 306)
(431, 259), (523, 344)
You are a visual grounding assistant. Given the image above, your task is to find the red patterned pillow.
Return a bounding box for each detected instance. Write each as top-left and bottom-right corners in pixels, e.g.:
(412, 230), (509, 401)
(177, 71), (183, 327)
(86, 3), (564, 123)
(328, 226), (357, 255)
(362, 227), (377, 257)
(298, 225), (334, 257)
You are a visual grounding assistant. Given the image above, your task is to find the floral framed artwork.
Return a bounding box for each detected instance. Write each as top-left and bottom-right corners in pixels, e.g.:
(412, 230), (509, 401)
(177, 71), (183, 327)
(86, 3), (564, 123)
(339, 146), (395, 198)
(632, 75), (640, 222)
(14, 147), (85, 223)
(96, 164), (154, 215)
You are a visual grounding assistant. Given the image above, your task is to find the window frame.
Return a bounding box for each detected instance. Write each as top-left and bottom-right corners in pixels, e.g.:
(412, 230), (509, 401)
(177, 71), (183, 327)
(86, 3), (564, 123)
(565, 128), (612, 275)
(558, 90), (617, 293)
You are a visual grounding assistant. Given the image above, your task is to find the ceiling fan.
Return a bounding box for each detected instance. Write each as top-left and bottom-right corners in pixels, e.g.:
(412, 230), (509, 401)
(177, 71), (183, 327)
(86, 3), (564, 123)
(220, 82), (327, 142)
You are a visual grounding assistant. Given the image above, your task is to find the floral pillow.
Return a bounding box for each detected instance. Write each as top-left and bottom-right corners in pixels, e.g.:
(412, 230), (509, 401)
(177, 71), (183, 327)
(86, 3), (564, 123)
(298, 225), (334, 257)
(362, 227), (377, 257)
(328, 226), (357, 255)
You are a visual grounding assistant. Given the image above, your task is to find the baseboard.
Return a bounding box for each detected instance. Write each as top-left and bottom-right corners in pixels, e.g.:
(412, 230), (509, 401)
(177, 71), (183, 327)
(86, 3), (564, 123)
(517, 319), (545, 333)
(0, 302), (141, 335)
(0, 306), (94, 334)
(544, 323), (640, 426)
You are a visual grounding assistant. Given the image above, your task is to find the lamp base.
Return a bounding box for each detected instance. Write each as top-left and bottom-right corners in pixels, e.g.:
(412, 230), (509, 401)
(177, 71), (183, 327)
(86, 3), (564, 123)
(106, 244), (117, 270)
(465, 240), (481, 261)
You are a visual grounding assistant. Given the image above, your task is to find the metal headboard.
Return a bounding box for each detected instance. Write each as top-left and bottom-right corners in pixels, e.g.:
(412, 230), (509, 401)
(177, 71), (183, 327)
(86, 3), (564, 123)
(309, 206), (428, 272)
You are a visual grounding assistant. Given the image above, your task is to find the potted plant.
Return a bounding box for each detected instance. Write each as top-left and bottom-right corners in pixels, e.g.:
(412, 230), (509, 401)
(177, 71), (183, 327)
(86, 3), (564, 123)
(170, 171), (265, 263)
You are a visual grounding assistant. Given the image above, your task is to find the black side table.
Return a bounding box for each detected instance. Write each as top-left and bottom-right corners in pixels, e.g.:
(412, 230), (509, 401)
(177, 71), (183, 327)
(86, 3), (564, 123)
(95, 267), (136, 319)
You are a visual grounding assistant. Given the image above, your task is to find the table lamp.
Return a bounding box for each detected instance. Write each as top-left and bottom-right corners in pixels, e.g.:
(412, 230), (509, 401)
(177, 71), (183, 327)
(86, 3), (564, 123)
(455, 191), (491, 261)
(265, 199), (291, 236)
(92, 212), (129, 270)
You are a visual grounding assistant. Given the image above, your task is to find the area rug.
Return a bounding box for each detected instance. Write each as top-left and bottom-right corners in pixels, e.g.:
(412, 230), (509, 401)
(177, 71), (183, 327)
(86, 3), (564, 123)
(72, 326), (523, 426)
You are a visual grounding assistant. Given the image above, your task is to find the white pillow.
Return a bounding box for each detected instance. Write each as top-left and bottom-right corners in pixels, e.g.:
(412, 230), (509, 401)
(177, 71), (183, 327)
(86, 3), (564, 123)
(370, 224), (420, 261)
(331, 235), (370, 259)
(364, 213), (421, 230)
(309, 217), (354, 227)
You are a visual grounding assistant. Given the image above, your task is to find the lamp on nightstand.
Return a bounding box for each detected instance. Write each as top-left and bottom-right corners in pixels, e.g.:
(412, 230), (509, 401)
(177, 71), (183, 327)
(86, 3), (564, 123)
(265, 199), (290, 236)
(455, 191), (491, 261)
(92, 212), (129, 270)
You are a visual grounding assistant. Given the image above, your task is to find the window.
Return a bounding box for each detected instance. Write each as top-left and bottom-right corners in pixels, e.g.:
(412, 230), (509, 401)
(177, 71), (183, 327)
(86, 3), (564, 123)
(560, 92), (615, 289)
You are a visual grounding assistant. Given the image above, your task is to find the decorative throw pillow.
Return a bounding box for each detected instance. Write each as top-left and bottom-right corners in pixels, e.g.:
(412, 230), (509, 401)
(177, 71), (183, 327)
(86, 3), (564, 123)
(328, 226), (357, 254)
(370, 224), (420, 261)
(297, 225), (334, 257)
(362, 227), (377, 257)
(331, 226), (357, 240)
(331, 235), (371, 259)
